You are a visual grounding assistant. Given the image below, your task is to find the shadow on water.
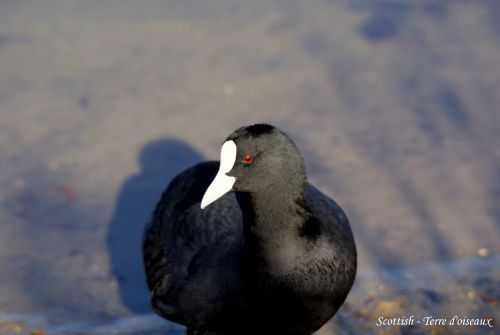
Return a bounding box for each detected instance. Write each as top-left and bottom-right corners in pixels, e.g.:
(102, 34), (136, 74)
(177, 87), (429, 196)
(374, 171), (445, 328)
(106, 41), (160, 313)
(107, 138), (203, 313)
(351, 0), (448, 42)
(358, 1), (410, 42)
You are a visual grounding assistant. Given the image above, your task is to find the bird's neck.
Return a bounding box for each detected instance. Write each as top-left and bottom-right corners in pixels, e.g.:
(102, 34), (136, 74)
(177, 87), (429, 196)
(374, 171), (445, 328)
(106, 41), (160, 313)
(238, 181), (309, 277)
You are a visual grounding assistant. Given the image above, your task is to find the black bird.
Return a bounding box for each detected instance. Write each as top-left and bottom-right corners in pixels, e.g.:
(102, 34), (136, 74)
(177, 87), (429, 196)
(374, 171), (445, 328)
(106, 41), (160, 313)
(143, 124), (357, 335)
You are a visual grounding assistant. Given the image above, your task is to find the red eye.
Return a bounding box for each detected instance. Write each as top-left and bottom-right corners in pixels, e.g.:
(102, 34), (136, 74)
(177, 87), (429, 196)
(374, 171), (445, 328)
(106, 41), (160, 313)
(243, 154), (253, 164)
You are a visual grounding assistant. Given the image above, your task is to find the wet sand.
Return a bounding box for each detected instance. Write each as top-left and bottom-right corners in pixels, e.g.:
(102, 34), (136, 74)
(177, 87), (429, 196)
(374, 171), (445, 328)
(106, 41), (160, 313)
(0, 0), (499, 334)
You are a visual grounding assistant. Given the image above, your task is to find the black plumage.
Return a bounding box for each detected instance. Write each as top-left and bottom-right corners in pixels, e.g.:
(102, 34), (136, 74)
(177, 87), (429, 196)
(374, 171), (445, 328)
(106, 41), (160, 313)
(143, 124), (357, 335)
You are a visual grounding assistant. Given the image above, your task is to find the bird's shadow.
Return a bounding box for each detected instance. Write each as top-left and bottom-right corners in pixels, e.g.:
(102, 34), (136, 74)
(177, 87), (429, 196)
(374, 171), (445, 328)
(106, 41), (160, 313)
(107, 138), (204, 313)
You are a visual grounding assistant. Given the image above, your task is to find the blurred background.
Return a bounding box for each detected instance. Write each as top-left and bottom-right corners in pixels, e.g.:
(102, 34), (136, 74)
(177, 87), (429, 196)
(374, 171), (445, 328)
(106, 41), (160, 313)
(0, 0), (499, 334)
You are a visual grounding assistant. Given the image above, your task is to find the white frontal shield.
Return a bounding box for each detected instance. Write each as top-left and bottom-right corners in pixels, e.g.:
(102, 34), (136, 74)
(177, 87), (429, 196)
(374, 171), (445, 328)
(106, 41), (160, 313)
(201, 140), (237, 209)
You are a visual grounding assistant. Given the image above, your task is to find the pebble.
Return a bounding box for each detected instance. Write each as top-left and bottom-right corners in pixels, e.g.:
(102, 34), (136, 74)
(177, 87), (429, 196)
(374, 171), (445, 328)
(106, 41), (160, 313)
(0, 320), (24, 333)
(13, 178), (26, 189)
(371, 299), (405, 319)
(477, 248), (489, 257)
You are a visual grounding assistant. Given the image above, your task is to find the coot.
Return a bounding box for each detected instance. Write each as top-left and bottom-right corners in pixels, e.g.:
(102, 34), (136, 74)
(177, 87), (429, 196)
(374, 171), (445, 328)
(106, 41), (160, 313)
(143, 124), (356, 335)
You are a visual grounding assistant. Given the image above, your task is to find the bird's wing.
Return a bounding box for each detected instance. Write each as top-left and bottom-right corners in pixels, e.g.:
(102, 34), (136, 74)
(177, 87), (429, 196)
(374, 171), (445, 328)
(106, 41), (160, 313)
(143, 161), (242, 299)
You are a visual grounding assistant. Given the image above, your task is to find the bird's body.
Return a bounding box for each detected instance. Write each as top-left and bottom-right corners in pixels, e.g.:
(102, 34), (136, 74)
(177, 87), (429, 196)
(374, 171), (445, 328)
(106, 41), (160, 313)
(143, 125), (356, 335)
